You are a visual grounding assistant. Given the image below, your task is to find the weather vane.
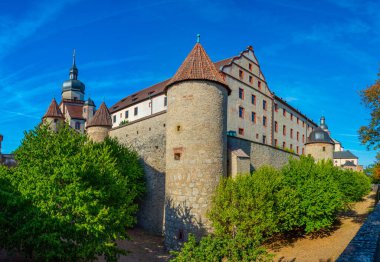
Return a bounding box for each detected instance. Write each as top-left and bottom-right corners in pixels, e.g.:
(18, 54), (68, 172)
(197, 34), (200, 43)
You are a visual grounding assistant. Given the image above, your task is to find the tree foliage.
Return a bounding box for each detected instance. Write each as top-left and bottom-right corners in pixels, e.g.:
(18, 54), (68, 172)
(359, 71), (380, 150)
(0, 124), (145, 261)
(171, 156), (371, 261)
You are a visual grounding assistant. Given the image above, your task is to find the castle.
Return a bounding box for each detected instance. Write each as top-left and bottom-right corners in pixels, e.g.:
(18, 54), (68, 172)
(42, 38), (362, 249)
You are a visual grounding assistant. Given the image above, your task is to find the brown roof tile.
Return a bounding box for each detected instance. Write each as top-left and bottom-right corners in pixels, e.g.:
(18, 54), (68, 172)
(65, 104), (85, 120)
(109, 58), (233, 114)
(43, 98), (64, 119)
(87, 102), (112, 128)
(110, 79), (170, 113)
(166, 43), (228, 89)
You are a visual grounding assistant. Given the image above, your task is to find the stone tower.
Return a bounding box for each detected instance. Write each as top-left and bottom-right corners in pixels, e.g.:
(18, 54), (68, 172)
(164, 40), (231, 249)
(42, 98), (65, 131)
(305, 119), (334, 161)
(62, 50), (85, 101)
(86, 102), (112, 142)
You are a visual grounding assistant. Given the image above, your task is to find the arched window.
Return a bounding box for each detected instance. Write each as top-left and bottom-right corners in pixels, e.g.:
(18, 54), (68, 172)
(75, 122), (81, 130)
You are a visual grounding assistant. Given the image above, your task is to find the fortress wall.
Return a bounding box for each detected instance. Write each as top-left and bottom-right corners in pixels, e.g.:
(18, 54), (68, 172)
(109, 111), (167, 235)
(228, 135), (298, 172)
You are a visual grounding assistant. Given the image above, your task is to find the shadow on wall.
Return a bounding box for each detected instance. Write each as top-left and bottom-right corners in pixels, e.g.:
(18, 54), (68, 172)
(136, 160), (166, 236)
(164, 198), (207, 250)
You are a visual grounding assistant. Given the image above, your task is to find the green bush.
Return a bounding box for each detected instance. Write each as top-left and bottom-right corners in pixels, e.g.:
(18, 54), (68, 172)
(0, 124), (145, 261)
(170, 234), (272, 262)
(171, 156), (373, 261)
(335, 168), (371, 203)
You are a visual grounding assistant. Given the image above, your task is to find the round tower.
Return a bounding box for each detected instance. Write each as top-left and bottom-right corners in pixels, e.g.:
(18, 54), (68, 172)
(62, 49), (85, 101)
(86, 102), (112, 142)
(305, 125), (334, 161)
(164, 38), (231, 249)
(42, 98), (65, 131)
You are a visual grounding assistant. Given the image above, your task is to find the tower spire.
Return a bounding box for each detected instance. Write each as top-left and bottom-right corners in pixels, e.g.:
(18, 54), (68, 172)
(69, 49), (78, 80)
(72, 49), (76, 67)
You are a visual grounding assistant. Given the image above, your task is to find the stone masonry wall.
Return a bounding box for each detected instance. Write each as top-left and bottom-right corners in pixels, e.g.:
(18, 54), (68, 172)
(228, 135), (298, 171)
(337, 185), (380, 262)
(87, 126), (109, 142)
(109, 112), (166, 235)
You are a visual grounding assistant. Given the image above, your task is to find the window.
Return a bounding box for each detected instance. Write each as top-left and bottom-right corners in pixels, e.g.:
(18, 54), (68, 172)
(251, 112), (256, 123)
(302, 134), (305, 143)
(125, 110), (129, 118)
(274, 103), (278, 112)
(83, 108), (86, 113)
(296, 146), (299, 154)
(174, 153), (181, 160)
(263, 116), (267, 127)
(291, 114), (293, 121)
(290, 144), (293, 150)
(134, 107), (138, 116)
(239, 107), (244, 118)
(302, 148), (305, 155)
(297, 117), (299, 124)
(239, 70), (244, 79)
(262, 135), (267, 144)
(256, 133), (259, 139)
(249, 76), (253, 84)
(275, 121), (278, 132)
(149, 101), (152, 108)
(164, 97), (167, 106)
(251, 94), (256, 105)
(323, 146), (326, 152)
(263, 100), (267, 110)
(75, 122), (80, 130)
(302, 121), (305, 127)
(297, 131), (299, 141)
(249, 63), (252, 71)
(290, 129), (293, 139)
(258, 81), (262, 89)
(177, 125), (181, 131)
(238, 128), (244, 136)
(283, 125), (286, 136)
(120, 113), (122, 118)
(283, 109), (286, 117)
(274, 139), (278, 147)
(113, 115), (116, 123)
(239, 88), (244, 99)
(283, 142), (286, 149)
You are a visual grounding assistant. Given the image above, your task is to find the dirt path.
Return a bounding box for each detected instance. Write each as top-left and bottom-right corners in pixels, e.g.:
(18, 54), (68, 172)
(269, 190), (376, 262)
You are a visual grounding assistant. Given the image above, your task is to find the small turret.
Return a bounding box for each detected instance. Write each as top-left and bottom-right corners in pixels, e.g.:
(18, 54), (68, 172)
(305, 121), (334, 161)
(86, 102), (112, 142)
(83, 97), (95, 122)
(42, 98), (65, 131)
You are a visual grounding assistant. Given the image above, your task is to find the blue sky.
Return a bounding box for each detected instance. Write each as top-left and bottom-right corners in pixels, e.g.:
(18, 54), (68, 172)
(0, 0), (379, 166)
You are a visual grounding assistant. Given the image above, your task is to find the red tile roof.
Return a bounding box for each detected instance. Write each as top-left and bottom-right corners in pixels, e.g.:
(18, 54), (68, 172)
(109, 57), (234, 114)
(167, 43), (228, 89)
(87, 102), (112, 128)
(110, 79), (170, 113)
(65, 104), (85, 120)
(43, 98), (64, 119)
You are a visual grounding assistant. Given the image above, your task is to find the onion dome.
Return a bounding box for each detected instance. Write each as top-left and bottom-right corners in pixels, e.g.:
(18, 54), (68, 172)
(320, 116), (328, 131)
(43, 98), (64, 119)
(166, 35), (230, 93)
(85, 97), (95, 106)
(86, 102), (112, 128)
(306, 126), (334, 145)
(62, 49), (85, 94)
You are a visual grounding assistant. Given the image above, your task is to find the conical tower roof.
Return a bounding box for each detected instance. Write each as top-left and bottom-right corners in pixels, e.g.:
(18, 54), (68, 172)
(86, 102), (112, 128)
(43, 98), (64, 119)
(166, 42), (230, 93)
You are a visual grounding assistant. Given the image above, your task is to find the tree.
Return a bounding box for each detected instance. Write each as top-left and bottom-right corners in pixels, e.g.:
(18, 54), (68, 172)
(0, 124), (145, 261)
(359, 71), (380, 150)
